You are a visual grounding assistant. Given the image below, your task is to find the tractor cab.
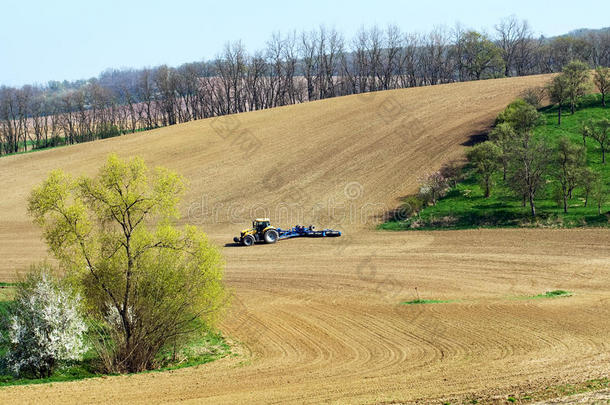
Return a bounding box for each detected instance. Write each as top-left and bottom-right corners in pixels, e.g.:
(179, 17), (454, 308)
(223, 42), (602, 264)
(253, 219), (271, 233)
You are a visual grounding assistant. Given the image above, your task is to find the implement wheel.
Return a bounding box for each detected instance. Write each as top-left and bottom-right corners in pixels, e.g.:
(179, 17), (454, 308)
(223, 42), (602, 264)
(264, 229), (279, 244)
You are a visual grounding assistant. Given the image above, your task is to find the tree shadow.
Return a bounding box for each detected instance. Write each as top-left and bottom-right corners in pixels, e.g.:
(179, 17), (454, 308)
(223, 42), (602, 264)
(461, 131), (488, 147)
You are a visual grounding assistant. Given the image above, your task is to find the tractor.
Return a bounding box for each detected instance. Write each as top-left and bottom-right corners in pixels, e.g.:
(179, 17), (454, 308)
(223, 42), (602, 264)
(233, 218), (341, 246)
(233, 218), (279, 246)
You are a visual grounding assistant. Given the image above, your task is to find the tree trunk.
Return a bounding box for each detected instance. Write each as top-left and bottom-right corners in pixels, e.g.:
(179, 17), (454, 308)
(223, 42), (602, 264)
(557, 105), (562, 125)
(529, 192), (536, 218)
(584, 191), (589, 207)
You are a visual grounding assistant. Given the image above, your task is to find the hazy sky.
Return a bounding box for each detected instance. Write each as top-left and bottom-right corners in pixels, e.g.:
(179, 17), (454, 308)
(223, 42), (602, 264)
(1, 0), (609, 86)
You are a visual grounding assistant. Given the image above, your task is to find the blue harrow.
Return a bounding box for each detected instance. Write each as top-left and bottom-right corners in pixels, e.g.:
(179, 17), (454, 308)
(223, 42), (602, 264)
(276, 225), (342, 240)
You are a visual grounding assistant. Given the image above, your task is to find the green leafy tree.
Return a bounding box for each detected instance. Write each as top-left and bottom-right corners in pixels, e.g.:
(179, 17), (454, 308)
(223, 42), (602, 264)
(593, 66), (610, 107)
(562, 60), (591, 114)
(27, 154), (226, 373)
(497, 99), (541, 134)
(467, 142), (501, 197)
(547, 74), (570, 125)
(507, 136), (551, 217)
(554, 137), (585, 213)
(458, 31), (505, 80)
(489, 122), (517, 180)
(580, 120), (593, 147)
(499, 100), (549, 217)
(579, 167), (599, 207)
(591, 178), (607, 215)
(590, 118), (610, 164)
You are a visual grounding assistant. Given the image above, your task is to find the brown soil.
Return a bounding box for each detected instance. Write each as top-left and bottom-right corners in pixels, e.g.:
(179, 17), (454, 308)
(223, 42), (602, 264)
(1, 74), (608, 404)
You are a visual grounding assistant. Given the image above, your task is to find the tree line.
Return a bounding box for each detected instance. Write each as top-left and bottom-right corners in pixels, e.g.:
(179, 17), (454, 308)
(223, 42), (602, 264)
(2, 17), (610, 156)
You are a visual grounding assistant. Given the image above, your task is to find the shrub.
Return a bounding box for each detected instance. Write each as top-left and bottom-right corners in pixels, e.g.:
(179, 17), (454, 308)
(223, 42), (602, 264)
(520, 86), (545, 108)
(440, 160), (463, 187)
(4, 264), (87, 378)
(418, 171), (448, 205)
(402, 196), (423, 217)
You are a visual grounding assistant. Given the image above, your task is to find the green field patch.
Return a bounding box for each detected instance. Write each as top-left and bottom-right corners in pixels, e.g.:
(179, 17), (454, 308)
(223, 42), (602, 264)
(529, 290), (573, 299)
(511, 290), (573, 301)
(381, 93), (610, 231)
(402, 299), (453, 305)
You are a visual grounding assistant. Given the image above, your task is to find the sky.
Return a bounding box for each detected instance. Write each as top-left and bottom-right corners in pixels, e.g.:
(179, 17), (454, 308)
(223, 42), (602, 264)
(1, 0), (609, 86)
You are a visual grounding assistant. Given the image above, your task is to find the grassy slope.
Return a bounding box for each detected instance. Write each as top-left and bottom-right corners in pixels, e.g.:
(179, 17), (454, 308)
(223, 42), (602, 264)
(381, 94), (610, 230)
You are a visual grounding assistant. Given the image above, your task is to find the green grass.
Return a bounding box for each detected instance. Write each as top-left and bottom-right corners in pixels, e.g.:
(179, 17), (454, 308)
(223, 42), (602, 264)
(0, 288), (15, 305)
(530, 290), (573, 299)
(381, 94), (610, 231)
(154, 331), (230, 372)
(402, 299), (452, 305)
(510, 290), (573, 301)
(0, 282), (17, 287)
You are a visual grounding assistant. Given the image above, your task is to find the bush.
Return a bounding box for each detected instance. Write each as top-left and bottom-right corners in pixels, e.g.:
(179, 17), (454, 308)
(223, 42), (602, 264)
(520, 86), (546, 108)
(97, 124), (121, 140)
(402, 196), (423, 217)
(418, 171), (448, 205)
(440, 160), (463, 187)
(3, 264), (87, 378)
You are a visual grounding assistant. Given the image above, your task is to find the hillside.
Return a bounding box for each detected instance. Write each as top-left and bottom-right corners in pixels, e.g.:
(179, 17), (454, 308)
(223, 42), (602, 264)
(1, 74), (609, 404)
(0, 74), (552, 276)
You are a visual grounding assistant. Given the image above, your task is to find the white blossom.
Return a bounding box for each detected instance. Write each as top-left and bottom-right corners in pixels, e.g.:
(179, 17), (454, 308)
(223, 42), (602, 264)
(6, 272), (88, 377)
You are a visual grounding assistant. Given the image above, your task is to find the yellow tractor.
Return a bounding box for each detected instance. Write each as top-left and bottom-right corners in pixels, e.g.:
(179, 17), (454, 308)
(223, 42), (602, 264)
(233, 218), (279, 246)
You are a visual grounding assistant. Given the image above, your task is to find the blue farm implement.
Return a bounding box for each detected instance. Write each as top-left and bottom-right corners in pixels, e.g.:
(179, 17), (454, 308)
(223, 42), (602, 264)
(276, 225), (342, 240)
(233, 219), (341, 246)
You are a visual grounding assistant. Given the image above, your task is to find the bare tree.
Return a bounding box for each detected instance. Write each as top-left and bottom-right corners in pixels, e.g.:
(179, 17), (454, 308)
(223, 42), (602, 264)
(594, 66), (610, 107)
(300, 30), (318, 102)
(495, 16), (533, 77)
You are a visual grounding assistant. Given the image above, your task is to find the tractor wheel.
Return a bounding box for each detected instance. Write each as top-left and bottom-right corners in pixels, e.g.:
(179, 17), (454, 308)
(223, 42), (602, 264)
(263, 229), (279, 244)
(243, 234), (255, 246)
